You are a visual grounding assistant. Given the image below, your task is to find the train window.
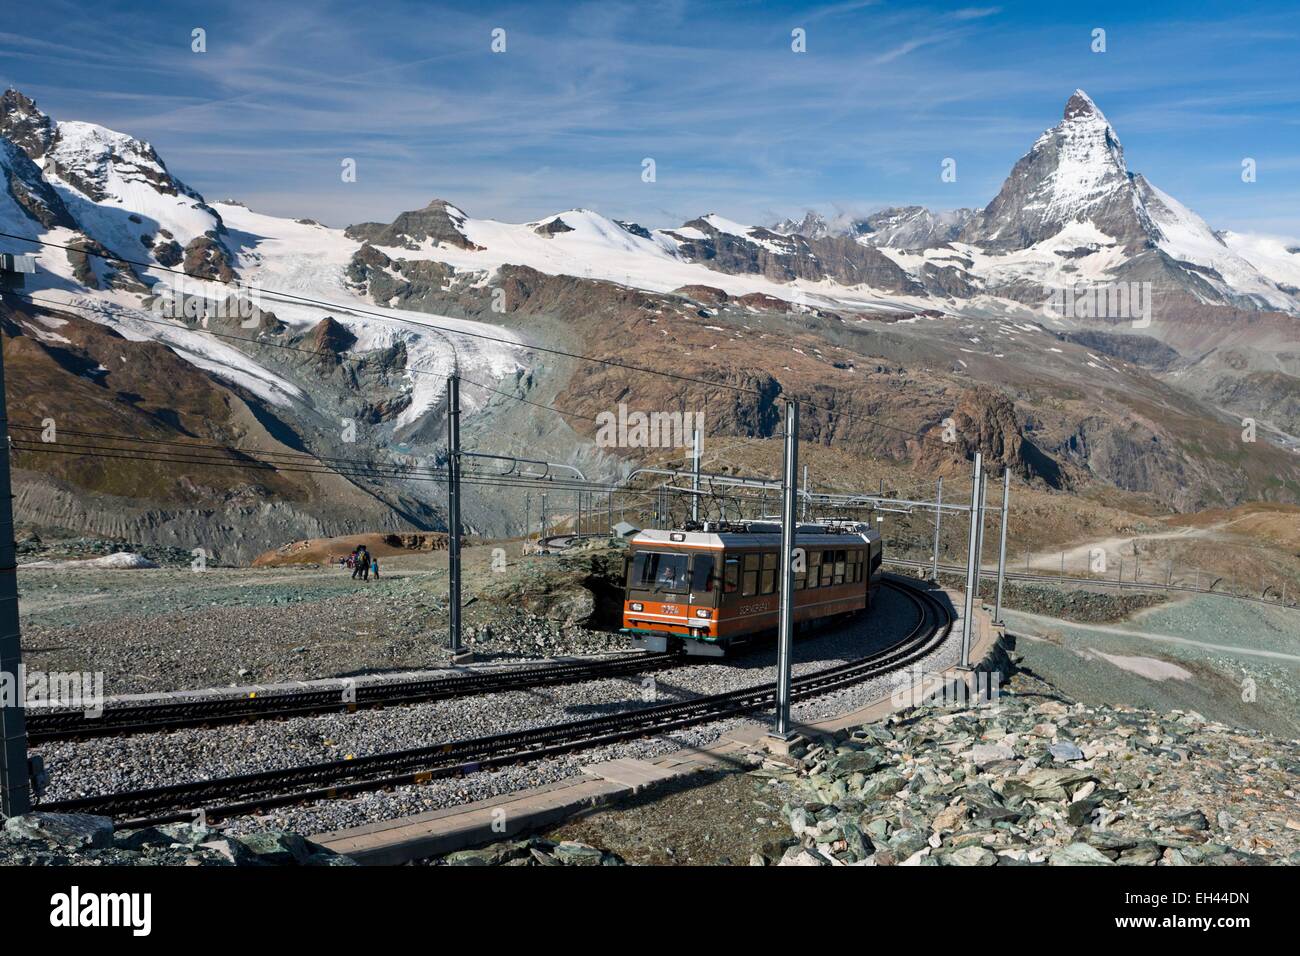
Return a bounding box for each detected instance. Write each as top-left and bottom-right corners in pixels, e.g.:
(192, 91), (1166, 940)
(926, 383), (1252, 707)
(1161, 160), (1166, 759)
(691, 554), (715, 594)
(741, 553), (759, 596)
(834, 549), (846, 585)
(821, 550), (834, 586)
(630, 552), (650, 588)
(760, 552), (778, 595)
(724, 558), (740, 593)
(631, 551), (689, 593)
(805, 549), (820, 588)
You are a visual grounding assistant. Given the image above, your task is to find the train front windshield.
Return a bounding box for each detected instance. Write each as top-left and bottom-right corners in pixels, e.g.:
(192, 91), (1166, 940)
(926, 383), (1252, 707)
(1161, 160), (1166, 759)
(629, 551), (689, 594)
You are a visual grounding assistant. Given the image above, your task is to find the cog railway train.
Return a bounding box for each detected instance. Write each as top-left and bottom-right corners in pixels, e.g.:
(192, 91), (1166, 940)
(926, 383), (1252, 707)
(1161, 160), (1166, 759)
(621, 520), (884, 656)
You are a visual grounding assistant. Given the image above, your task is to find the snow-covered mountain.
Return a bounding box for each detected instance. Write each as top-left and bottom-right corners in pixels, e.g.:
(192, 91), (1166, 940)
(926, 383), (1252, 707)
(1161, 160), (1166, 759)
(0, 89), (528, 422)
(769, 90), (1300, 313)
(857, 207), (977, 250)
(771, 206), (977, 251)
(5, 85), (1297, 340)
(2, 85), (1298, 554)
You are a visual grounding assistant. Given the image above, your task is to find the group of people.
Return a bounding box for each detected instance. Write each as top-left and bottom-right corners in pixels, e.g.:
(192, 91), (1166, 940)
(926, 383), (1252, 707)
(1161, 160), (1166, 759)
(343, 545), (379, 580)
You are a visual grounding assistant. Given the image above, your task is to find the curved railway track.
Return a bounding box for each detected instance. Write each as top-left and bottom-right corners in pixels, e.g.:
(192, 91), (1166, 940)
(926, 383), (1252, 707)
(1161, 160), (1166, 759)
(26, 653), (678, 744)
(37, 577), (953, 826)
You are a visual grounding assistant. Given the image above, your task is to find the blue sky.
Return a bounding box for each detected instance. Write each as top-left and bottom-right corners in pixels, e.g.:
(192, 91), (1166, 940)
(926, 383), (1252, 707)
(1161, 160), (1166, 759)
(3, 0), (1298, 233)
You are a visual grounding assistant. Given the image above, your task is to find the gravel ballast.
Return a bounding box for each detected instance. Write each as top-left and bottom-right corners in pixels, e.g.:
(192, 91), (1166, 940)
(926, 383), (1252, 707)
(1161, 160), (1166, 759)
(34, 583), (961, 837)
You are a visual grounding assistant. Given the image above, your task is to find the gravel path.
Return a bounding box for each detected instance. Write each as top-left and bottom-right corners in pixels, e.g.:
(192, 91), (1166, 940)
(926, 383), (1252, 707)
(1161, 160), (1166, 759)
(34, 583), (961, 837)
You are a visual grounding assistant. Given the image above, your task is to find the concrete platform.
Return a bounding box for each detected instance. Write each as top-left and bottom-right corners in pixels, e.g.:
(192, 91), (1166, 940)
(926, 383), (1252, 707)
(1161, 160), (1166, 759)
(581, 757), (686, 793)
(317, 777), (630, 865)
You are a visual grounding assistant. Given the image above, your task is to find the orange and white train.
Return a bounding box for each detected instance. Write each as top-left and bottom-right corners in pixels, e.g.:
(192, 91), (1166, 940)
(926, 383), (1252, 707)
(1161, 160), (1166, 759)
(621, 521), (883, 656)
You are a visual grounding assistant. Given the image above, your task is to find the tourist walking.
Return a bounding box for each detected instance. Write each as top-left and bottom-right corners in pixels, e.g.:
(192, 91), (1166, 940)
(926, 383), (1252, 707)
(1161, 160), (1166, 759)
(352, 546), (369, 580)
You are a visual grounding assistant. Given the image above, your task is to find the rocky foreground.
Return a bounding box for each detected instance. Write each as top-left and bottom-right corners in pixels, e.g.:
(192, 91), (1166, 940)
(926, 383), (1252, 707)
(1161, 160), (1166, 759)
(760, 671), (1300, 866)
(0, 813), (355, 866)
(429, 671), (1300, 867)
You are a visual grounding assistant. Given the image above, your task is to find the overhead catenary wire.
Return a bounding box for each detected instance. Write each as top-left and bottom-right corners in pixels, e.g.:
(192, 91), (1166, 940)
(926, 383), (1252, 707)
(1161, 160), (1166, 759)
(12, 430), (879, 517)
(8, 439), (638, 496)
(1, 244), (980, 557)
(6, 284), (958, 468)
(11, 433), (801, 509)
(4, 290), (902, 521)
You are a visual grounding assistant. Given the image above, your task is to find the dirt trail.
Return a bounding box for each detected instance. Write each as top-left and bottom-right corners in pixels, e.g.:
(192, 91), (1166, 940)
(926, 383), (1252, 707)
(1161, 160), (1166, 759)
(1005, 608), (1300, 664)
(252, 532), (452, 567)
(1020, 526), (1206, 573)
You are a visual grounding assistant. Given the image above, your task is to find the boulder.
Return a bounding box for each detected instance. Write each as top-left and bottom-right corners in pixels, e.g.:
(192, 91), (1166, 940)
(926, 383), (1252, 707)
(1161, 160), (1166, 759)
(234, 830), (313, 865)
(1050, 842), (1116, 866)
(4, 812), (114, 850)
(444, 841), (532, 866)
(552, 841), (605, 866)
(941, 845), (998, 866)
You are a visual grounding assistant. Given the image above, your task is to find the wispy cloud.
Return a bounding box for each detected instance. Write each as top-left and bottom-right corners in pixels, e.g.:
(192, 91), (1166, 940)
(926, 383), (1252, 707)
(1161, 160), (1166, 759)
(951, 7), (1002, 21)
(1, 0), (1296, 234)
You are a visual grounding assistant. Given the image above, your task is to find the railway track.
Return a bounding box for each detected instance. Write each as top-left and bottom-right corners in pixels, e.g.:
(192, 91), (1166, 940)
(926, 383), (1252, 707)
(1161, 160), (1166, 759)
(26, 653), (677, 744)
(36, 577), (953, 827)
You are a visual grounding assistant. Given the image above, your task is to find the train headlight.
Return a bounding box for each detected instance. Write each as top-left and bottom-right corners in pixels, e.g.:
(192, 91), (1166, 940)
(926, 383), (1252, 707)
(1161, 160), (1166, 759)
(695, 608), (711, 618)
(630, 602), (643, 612)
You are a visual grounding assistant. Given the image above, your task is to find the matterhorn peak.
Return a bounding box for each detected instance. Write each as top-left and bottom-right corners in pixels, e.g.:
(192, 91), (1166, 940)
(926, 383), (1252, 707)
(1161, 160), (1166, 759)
(1064, 89), (1101, 120)
(1061, 89), (1119, 143)
(958, 89), (1145, 251)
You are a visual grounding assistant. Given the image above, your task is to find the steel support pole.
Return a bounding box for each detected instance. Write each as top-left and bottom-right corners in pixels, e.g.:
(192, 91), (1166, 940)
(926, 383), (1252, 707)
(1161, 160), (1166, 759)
(973, 471), (987, 602)
(931, 476), (943, 583)
(0, 320), (30, 817)
(691, 428), (701, 524)
(959, 453), (983, 670)
(446, 374), (463, 654)
(993, 472), (1011, 626)
(802, 464), (809, 521)
(772, 401), (799, 739)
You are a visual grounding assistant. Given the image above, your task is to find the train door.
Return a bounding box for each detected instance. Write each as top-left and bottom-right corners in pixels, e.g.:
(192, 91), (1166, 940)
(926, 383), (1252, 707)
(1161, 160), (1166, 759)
(689, 552), (719, 608)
